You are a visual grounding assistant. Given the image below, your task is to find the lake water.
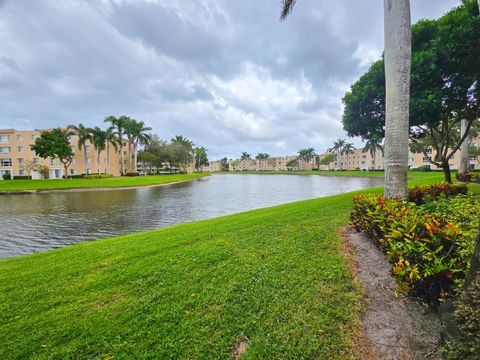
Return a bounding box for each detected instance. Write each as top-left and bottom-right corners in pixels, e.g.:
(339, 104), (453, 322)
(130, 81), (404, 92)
(0, 174), (383, 258)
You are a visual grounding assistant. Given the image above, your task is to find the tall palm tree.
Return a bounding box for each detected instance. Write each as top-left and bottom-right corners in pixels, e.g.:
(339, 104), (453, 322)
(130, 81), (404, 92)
(130, 120), (152, 173)
(281, 0), (412, 198)
(383, 0), (411, 198)
(123, 117), (136, 173)
(67, 123), (92, 167)
(297, 147), (316, 168)
(329, 139), (346, 154)
(341, 143), (355, 169)
(363, 135), (384, 170)
(105, 126), (119, 175)
(104, 115), (127, 175)
(91, 127), (107, 174)
(171, 135), (195, 154)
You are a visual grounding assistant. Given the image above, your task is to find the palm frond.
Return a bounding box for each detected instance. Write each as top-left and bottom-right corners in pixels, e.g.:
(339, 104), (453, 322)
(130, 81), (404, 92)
(280, 0), (297, 21)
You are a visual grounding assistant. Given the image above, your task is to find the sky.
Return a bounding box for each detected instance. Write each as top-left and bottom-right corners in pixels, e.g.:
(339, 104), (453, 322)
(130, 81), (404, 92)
(0, 0), (460, 159)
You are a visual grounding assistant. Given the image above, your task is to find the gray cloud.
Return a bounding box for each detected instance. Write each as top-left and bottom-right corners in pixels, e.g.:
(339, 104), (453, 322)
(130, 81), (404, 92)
(0, 0), (459, 159)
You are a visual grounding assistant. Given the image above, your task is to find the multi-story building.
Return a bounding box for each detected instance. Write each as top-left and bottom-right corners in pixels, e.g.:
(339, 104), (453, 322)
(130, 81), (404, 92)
(201, 160), (223, 172)
(0, 128), (132, 179)
(228, 156), (315, 172)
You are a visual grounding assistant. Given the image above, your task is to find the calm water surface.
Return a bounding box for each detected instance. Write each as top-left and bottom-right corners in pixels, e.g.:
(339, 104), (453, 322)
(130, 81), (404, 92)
(0, 174), (383, 257)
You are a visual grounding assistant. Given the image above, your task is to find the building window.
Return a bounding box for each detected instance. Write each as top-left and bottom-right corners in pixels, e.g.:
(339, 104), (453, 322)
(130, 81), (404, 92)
(0, 158), (12, 166)
(0, 147), (11, 154)
(71, 158), (76, 164)
(18, 158), (25, 164)
(86, 157), (91, 164)
(425, 149), (432, 154)
(31, 134), (38, 140)
(84, 146), (90, 152)
(17, 134), (23, 141)
(70, 146), (75, 152)
(17, 146), (23, 152)
(469, 156), (477, 161)
(86, 168), (92, 174)
(70, 169), (76, 175)
(19, 169), (25, 176)
(423, 157), (431, 162)
(0, 135), (10, 143)
(32, 157), (39, 164)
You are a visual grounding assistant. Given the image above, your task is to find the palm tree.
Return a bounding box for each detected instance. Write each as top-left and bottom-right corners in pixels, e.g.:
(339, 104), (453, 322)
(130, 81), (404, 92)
(67, 123), (92, 167)
(329, 139), (346, 154)
(383, 0), (411, 198)
(281, 0), (412, 198)
(130, 120), (152, 173)
(104, 115), (127, 175)
(363, 135), (384, 170)
(297, 148), (316, 168)
(105, 127), (119, 174)
(171, 135), (194, 154)
(341, 143), (355, 169)
(91, 127), (107, 174)
(123, 117), (136, 173)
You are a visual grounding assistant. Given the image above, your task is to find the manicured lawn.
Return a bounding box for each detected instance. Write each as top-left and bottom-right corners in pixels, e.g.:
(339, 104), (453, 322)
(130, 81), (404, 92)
(0, 173), (474, 359)
(0, 173), (210, 192)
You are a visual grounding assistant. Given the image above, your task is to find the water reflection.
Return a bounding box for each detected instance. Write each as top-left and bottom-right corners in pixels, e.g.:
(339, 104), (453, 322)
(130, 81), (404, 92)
(0, 174), (383, 257)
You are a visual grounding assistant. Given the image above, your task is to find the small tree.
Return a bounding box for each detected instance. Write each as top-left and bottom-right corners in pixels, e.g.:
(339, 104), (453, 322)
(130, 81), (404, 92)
(220, 157), (229, 171)
(240, 152), (251, 160)
(286, 159), (299, 171)
(320, 153), (336, 166)
(255, 153), (271, 160)
(30, 128), (73, 179)
(194, 147), (209, 171)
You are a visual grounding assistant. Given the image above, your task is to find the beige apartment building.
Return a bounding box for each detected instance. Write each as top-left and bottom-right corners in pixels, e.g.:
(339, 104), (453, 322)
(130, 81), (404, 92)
(228, 156), (315, 172)
(0, 128), (132, 179)
(201, 160), (223, 172)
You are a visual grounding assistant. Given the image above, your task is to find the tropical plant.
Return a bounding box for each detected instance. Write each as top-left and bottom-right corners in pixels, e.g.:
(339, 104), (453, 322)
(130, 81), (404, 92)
(104, 126), (119, 175)
(30, 128), (74, 178)
(319, 153), (336, 166)
(329, 139), (346, 153)
(220, 157), (229, 171)
(194, 147), (209, 171)
(67, 123), (92, 166)
(129, 120), (152, 173)
(91, 127), (107, 174)
(240, 152), (251, 161)
(297, 148), (316, 168)
(171, 135), (194, 154)
(104, 115), (128, 175)
(255, 153), (271, 160)
(363, 134), (384, 158)
(341, 143), (355, 167)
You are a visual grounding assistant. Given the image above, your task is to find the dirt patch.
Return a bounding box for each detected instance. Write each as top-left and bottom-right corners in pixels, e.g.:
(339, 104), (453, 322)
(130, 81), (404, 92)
(344, 228), (442, 359)
(232, 337), (248, 359)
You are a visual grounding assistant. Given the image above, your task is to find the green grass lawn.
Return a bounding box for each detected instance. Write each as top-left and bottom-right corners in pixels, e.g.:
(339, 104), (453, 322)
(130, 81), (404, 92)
(0, 172), (475, 359)
(219, 170), (446, 179)
(0, 173), (210, 192)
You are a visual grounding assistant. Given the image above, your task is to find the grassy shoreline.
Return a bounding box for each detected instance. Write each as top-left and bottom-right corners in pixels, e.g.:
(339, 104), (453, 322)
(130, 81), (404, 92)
(1, 173), (478, 358)
(0, 173), (210, 193)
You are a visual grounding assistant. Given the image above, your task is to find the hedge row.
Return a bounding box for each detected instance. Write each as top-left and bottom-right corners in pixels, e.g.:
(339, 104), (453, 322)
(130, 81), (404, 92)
(456, 172), (480, 184)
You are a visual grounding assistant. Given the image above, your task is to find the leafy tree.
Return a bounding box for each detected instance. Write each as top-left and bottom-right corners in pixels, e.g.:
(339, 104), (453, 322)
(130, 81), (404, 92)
(240, 152), (251, 160)
(343, 2), (480, 183)
(67, 123), (92, 166)
(220, 157), (229, 171)
(319, 153), (336, 166)
(171, 135), (194, 154)
(30, 128), (73, 179)
(281, 0), (412, 199)
(91, 127), (107, 174)
(137, 150), (159, 173)
(168, 142), (194, 172)
(255, 153), (271, 160)
(194, 147), (209, 171)
(20, 160), (39, 177)
(286, 159), (299, 170)
(329, 139), (347, 153)
(297, 148), (316, 163)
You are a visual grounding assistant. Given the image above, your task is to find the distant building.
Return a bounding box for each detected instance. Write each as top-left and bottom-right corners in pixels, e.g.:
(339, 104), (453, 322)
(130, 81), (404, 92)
(0, 128), (132, 179)
(201, 160), (223, 172)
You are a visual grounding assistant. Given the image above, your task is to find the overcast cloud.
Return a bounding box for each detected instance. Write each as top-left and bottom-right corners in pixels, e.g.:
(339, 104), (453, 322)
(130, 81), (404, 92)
(0, 0), (459, 159)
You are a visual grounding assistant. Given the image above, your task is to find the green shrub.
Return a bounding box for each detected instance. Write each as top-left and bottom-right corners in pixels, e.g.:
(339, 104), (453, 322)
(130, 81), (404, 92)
(69, 175), (84, 179)
(13, 176), (32, 180)
(456, 172), (480, 183)
(2, 172), (11, 180)
(82, 173), (114, 179)
(411, 165), (432, 172)
(125, 172), (137, 177)
(408, 183), (468, 205)
(446, 273), (480, 359)
(351, 193), (479, 305)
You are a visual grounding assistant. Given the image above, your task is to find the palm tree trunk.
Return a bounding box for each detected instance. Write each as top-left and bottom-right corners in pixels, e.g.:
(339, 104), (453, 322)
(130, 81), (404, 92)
(107, 142), (111, 174)
(97, 148), (101, 174)
(134, 141), (138, 174)
(383, 0), (411, 199)
(83, 146), (87, 168)
(119, 141), (124, 175)
(459, 119), (469, 173)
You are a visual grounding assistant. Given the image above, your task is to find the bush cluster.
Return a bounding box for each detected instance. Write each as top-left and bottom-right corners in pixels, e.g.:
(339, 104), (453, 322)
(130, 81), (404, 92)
(351, 186), (479, 306)
(407, 183), (467, 205)
(13, 176), (32, 180)
(456, 172), (480, 183)
(2, 172), (11, 180)
(82, 173), (114, 179)
(410, 165), (432, 172)
(125, 172), (137, 177)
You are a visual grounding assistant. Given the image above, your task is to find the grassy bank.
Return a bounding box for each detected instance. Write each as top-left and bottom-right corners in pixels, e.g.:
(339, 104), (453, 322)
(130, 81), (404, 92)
(0, 173), (210, 192)
(0, 175), (477, 358)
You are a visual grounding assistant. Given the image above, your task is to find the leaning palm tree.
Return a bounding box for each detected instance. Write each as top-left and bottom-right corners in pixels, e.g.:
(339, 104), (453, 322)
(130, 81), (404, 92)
(130, 120), (152, 173)
(104, 115), (127, 175)
(281, 0), (412, 198)
(67, 123), (92, 167)
(91, 127), (107, 174)
(105, 126), (119, 174)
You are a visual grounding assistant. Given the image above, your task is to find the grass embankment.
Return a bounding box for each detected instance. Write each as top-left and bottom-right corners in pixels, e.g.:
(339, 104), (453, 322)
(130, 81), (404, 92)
(0, 173), (209, 192)
(219, 170), (447, 179)
(0, 172), (478, 358)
